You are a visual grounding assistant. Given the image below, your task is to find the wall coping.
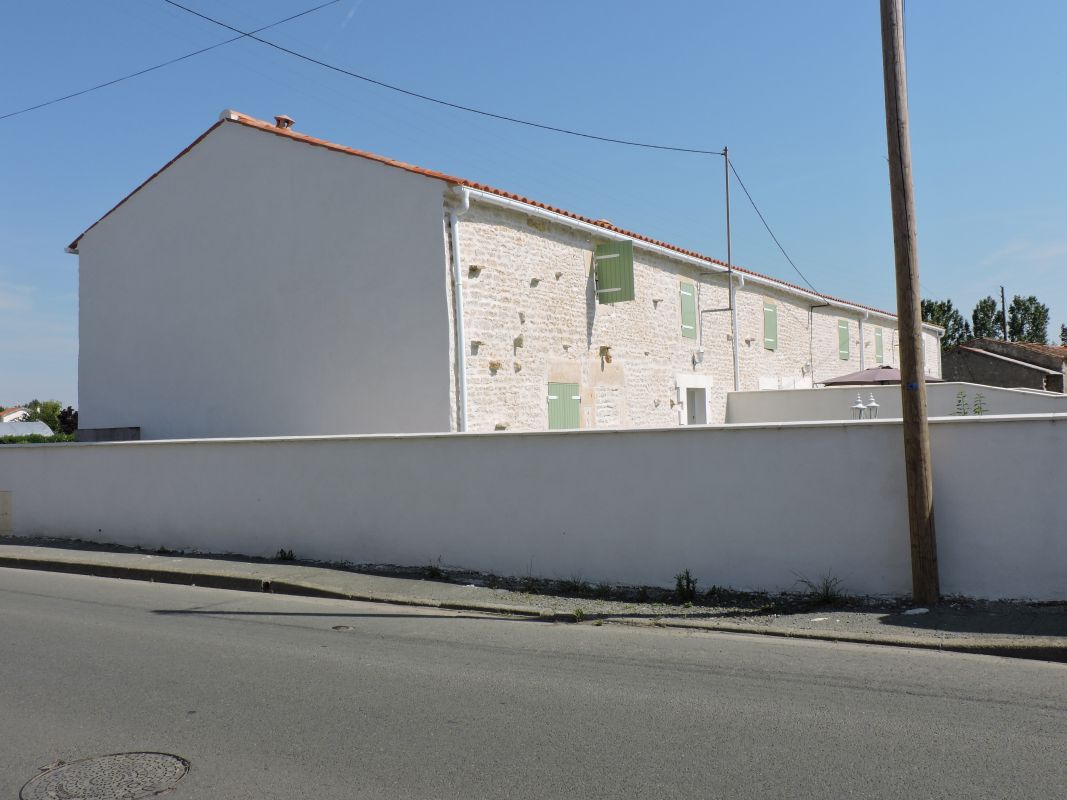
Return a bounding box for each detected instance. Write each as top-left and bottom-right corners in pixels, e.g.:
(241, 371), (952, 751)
(3, 412), (1066, 449)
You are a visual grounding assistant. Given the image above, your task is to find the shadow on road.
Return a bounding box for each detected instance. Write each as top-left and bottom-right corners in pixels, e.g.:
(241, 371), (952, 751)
(877, 604), (1067, 637)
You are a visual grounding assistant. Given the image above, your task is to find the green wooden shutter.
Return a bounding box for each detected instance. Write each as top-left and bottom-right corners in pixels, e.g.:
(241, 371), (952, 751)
(763, 302), (778, 350)
(875, 327), (884, 363)
(547, 383), (580, 430)
(838, 320), (850, 360)
(679, 282), (697, 339)
(594, 241), (635, 304)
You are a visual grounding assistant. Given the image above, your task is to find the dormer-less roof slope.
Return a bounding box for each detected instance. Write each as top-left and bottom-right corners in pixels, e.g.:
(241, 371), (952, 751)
(985, 340), (1067, 361)
(960, 338), (1067, 362)
(67, 110), (940, 331)
(951, 345), (1062, 375)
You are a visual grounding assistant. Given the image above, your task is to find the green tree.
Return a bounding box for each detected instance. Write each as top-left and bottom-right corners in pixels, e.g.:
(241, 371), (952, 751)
(921, 299), (971, 349)
(971, 296), (1003, 340)
(22, 399), (62, 432)
(1060, 324), (1067, 347)
(1008, 295), (1050, 344)
(57, 406), (78, 435)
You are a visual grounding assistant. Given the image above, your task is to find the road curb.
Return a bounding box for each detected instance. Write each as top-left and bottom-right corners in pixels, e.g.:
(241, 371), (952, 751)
(0, 555), (563, 621)
(0, 555), (268, 593)
(605, 616), (1067, 663)
(3, 553), (1065, 661)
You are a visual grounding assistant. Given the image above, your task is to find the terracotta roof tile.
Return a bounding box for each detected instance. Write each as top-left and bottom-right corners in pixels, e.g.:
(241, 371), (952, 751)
(953, 345), (1061, 373)
(67, 120), (226, 253)
(220, 114), (908, 320)
(966, 338), (1067, 360)
(68, 111), (931, 327)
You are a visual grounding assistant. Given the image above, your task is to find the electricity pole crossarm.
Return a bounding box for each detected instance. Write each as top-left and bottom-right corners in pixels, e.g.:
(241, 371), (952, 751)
(880, 0), (940, 604)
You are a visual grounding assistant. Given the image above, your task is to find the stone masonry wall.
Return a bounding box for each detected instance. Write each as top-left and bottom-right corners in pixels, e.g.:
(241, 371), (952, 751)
(450, 200), (938, 431)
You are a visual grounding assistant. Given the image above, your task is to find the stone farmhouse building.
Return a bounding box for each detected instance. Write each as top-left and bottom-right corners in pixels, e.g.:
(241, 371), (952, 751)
(68, 111), (943, 440)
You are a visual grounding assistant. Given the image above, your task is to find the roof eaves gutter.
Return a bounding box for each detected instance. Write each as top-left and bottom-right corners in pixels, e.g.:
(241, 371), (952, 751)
(465, 188), (939, 333)
(464, 187), (721, 273)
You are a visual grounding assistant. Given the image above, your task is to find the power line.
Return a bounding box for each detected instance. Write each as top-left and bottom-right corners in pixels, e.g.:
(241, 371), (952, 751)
(8, 0), (819, 296)
(0, 0), (340, 122)
(160, 0), (725, 157)
(727, 158), (820, 295)
(172, 0), (823, 298)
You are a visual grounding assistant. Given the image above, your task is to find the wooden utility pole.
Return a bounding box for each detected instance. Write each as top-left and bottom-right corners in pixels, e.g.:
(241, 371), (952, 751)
(1000, 285), (1008, 339)
(880, 0), (940, 604)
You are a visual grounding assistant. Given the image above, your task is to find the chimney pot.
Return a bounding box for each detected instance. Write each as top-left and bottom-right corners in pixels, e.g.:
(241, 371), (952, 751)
(274, 115), (295, 129)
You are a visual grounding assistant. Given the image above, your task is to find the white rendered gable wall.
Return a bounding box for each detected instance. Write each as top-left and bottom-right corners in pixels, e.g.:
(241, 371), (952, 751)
(77, 122), (454, 439)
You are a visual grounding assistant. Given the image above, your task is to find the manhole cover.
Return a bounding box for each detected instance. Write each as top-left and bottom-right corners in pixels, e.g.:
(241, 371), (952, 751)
(20, 752), (189, 799)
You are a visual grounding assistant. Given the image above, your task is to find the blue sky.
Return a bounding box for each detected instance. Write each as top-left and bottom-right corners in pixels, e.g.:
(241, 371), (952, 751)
(2, 1), (1065, 406)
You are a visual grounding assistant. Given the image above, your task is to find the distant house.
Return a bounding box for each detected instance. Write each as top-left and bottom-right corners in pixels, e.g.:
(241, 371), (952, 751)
(0, 407), (29, 423)
(67, 110), (943, 440)
(942, 339), (1067, 392)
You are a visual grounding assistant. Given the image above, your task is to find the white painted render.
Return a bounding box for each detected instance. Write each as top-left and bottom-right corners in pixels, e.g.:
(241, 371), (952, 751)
(77, 121), (453, 439)
(928, 415), (1067, 600)
(1, 414), (1063, 600)
(726, 382), (1067, 423)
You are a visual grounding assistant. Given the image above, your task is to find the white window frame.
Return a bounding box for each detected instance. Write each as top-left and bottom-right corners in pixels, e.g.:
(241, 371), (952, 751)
(675, 374), (714, 426)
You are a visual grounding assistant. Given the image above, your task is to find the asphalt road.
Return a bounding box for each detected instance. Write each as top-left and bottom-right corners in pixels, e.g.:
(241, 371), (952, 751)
(2, 568), (1065, 799)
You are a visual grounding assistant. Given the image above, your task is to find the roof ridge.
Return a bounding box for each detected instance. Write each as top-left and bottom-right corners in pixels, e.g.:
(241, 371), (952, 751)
(223, 113), (905, 320)
(969, 337), (1067, 353)
(67, 110), (931, 327)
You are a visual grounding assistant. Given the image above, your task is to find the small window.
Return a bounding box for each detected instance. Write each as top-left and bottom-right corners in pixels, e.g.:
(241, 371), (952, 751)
(594, 241), (635, 304)
(679, 281), (696, 339)
(875, 327), (884, 363)
(547, 383), (580, 430)
(763, 302), (778, 351)
(838, 320), (850, 360)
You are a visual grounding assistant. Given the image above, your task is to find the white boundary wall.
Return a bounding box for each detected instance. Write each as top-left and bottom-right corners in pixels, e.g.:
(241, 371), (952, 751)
(2, 415), (1065, 600)
(726, 382), (1067, 424)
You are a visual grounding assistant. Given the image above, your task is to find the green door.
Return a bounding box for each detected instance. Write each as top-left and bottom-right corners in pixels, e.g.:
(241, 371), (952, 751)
(548, 383), (580, 430)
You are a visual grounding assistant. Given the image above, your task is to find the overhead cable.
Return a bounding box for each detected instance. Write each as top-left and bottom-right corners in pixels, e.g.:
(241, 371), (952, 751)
(160, 0), (724, 156)
(0, 0), (340, 122)
(728, 158), (821, 295)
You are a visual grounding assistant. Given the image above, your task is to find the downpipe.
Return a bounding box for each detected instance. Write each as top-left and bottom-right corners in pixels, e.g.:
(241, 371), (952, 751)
(449, 187), (471, 432)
